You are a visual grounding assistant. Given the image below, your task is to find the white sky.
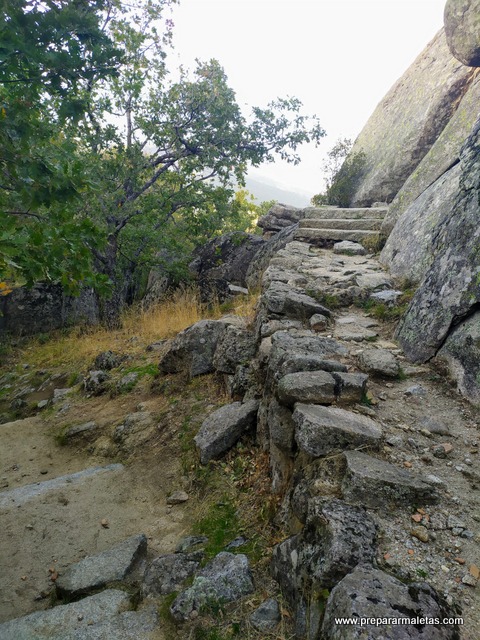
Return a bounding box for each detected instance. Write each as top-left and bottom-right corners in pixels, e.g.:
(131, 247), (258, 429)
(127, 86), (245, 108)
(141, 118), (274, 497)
(169, 0), (446, 198)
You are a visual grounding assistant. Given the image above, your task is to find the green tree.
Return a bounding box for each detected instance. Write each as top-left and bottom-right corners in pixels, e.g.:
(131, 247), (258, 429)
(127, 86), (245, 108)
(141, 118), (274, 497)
(2, 0), (326, 326)
(311, 137), (366, 207)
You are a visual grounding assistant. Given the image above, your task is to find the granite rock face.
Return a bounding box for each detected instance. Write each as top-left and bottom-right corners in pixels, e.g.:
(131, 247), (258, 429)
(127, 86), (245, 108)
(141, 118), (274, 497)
(445, 0), (480, 66)
(348, 29), (476, 207)
(321, 566), (461, 639)
(395, 117), (480, 368)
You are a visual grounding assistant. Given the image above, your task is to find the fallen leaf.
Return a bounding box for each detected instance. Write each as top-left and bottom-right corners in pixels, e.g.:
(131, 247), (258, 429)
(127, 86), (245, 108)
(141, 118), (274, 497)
(469, 564), (480, 579)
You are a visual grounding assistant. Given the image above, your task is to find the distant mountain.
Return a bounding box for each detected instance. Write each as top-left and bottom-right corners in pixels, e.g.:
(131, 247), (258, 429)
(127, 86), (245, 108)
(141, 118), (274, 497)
(244, 175), (312, 208)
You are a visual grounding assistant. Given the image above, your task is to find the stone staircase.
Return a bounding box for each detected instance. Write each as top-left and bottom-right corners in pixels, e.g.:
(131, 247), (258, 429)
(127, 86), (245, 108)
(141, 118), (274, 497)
(294, 206), (388, 245)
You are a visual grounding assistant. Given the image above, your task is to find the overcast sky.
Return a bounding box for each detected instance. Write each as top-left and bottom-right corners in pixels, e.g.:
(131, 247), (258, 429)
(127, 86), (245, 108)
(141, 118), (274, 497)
(168, 0), (446, 198)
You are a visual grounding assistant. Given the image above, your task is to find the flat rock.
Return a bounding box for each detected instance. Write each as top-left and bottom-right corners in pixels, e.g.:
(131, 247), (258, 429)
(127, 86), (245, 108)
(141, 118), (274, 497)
(170, 552), (254, 622)
(213, 325), (256, 374)
(142, 552), (201, 597)
(277, 371), (336, 406)
(358, 348), (400, 377)
(249, 598), (281, 632)
(0, 589), (133, 640)
(194, 400), (258, 464)
(56, 534), (147, 598)
(64, 421), (97, 439)
(333, 240), (366, 255)
(355, 272), (392, 291)
(334, 325), (378, 342)
(322, 566), (460, 639)
(293, 404), (382, 457)
(342, 451), (439, 508)
(332, 371), (369, 404)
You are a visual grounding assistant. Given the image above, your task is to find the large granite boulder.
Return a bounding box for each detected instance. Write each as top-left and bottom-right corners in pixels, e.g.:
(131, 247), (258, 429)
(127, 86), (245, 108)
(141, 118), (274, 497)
(347, 29), (476, 207)
(245, 224), (299, 291)
(189, 231), (266, 303)
(395, 117), (480, 367)
(445, 0), (480, 66)
(257, 203), (304, 234)
(321, 566), (460, 639)
(0, 284), (99, 336)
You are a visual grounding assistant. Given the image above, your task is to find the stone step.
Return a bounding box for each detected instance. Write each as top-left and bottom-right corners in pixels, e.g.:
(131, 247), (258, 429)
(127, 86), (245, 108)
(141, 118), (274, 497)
(302, 206), (388, 220)
(299, 218), (382, 231)
(294, 227), (380, 243)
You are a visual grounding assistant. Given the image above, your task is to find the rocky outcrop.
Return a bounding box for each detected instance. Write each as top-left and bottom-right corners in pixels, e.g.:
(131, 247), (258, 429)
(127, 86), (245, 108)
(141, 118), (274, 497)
(445, 0), (480, 66)
(189, 231), (266, 302)
(347, 29), (476, 207)
(0, 284), (99, 336)
(395, 117), (480, 372)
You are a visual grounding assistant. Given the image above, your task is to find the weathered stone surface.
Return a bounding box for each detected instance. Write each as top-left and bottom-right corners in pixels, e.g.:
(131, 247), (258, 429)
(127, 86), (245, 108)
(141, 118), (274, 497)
(142, 552), (201, 597)
(213, 325), (256, 374)
(342, 451), (439, 507)
(381, 163), (461, 282)
(83, 370), (110, 395)
(445, 0), (480, 66)
(56, 534), (147, 598)
(263, 281), (331, 319)
(60, 607), (159, 640)
(0, 589), (134, 640)
(249, 598), (281, 632)
(170, 552), (254, 622)
(194, 400), (258, 464)
(358, 348), (400, 378)
(381, 73), (480, 237)
(280, 355), (348, 377)
(395, 117), (480, 363)
(436, 311), (480, 405)
(333, 240), (366, 256)
(332, 372), (369, 404)
(293, 404), (382, 457)
(260, 318), (303, 338)
(271, 535), (301, 608)
(321, 566), (460, 639)
(246, 225), (298, 291)
(158, 319), (227, 377)
(113, 411), (153, 444)
(257, 203), (304, 233)
(94, 351), (127, 371)
(348, 29), (476, 206)
(0, 284), (99, 337)
(303, 498), (377, 588)
(309, 313), (329, 331)
(268, 398), (295, 453)
(189, 231), (266, 302)
(64, 421), (97, 439)
(277, 371), (336, 406)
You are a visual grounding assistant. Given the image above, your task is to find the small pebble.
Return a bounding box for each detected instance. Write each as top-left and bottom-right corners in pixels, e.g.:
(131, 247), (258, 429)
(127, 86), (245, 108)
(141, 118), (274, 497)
(411, 526), (429, 543)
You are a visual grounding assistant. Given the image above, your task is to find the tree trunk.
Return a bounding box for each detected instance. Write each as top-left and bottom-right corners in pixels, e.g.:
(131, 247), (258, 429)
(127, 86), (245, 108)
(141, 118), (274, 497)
(96, 234), (126, 329)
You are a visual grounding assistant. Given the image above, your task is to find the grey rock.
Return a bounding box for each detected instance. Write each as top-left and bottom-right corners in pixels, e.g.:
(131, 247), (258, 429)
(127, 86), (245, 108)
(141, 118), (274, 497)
(83, 370), (110, 396)
(116, 372), (138, 392)
(277, 371), (336, 406)
(194, 400), (258, 464)
(56, 534), (147, 598)
(332, 372), (369, 404)
(445, 0), (480, 66)
(303, 498), (377, 588)
(0, 283), (99, 338)
(321, 566), (460, 639)
(52, 388), (72, 404)
(405, 384), (426, 396)
(213, 325), (256, 374)
(189, 231), (266, 303)
(175, 536), (209, 553)
(260, 318), (303, 338)
(64, 421), (97, 439)
(225, 364), (251, 399)
(396, 118), (480, 365)
(0, 589), (133, 640)
(170, 552), (254, 622)
(263, 281), (331, 319)
(348, 29), (476, 207)
(246, 225), (298, 291)
(94, 350), (127, 371)
(280, 355), (348, 377)
(293, 404), (382, 458)
(257, 203), (304, 233)
(355, 272), (392, 291)
(250, 598), (281, 632)
(225, 536), (248, 549)
(370, 289), (403, 304)
(333, 240), (366, 256)
(309, 313), (329, 331)
(271, 535), (301, 608)
(268, 399), (295, 453)
(142, 553), (201, 597)
(158, 319), (227, 378)
(342, 451), (439, 508)
(113, 411), (153, 444)
(436, 311), (480, 405)
(167, 491), (189, 504)
(58, 606), (158, 640)
(358, 348), (400, 377)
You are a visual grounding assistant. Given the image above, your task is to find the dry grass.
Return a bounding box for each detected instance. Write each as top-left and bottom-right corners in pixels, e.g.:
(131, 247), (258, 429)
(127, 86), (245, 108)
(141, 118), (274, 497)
(16, 287), (259, 371)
